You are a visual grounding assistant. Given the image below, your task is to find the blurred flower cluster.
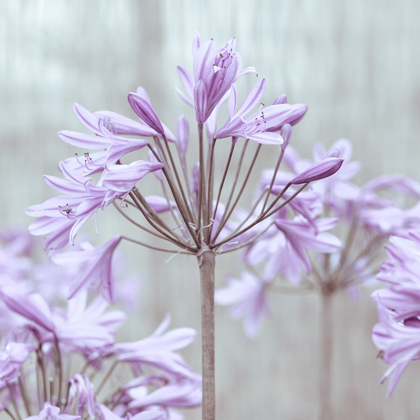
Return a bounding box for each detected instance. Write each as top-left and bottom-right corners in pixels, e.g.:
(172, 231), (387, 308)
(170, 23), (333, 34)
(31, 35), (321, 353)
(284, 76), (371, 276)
(372, 230), (420, 396)
(0, 229), (201, 419)
(216, 139), (420, 337)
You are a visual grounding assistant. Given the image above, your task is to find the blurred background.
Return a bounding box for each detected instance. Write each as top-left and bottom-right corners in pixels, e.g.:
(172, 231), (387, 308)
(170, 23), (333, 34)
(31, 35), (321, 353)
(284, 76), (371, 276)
(1, 1), (420, 418)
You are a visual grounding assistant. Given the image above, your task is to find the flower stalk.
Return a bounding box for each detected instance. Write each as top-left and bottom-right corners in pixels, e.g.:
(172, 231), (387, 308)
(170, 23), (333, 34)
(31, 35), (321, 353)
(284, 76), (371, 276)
(319, 291), (333, 420)
(198, 250), (216, 420)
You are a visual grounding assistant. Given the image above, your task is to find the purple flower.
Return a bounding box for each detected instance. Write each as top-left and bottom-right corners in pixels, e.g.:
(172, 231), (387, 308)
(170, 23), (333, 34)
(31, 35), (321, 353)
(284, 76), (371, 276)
(102, 161), (163, 193)
(26, 403), (81, 420)
(214, 79), (298, 144)
(51, 236), (122, 303)
(99, 404), (166, 420)
(66, 375), (97, 417)
(27, 159), (156, 249)
(372, 230), (420, 396)
(114, 314), (197, 380)
(0, 342), (35, 382)
(215, 272), (270, 338)
(127, 379), (202, 411)
(244, 217), (341, 284)
(177, 33), (256, 123)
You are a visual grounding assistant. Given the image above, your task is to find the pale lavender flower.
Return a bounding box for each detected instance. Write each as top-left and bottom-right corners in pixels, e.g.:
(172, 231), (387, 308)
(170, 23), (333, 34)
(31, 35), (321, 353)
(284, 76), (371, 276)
(371, 229), (420, 396)
(0, 342), (35, 383)
(127, 379), (202, 411)
(214, 79), (298, 145)
(66, 375), (97, 417)
(99, 404), (166, 420)
(177, 33), (256, 123)
(51, 236), (122, 303)
(26, 404), (80, 420)
(114, 314), (197, 380)
(215, 272), (270, 338)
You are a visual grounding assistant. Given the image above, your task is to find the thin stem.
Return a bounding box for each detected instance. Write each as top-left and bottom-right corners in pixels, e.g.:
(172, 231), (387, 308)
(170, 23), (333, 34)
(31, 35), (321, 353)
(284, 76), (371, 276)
(212, 139), (249, 242)
(216, 222), (273, 254)
(37, 348), (48, 405)
(96, 361), (117, 396)
(122, 236), (194, 255)
(213, 183), (309, 249)
(4, 408), (17, 420)
(338, 215), (359, 268)
(262, 183), (309, 220)
(319, 292), (334, 420)
(148, 144), (200, 248)
(162, 135), (195, 223)
(198, 250), (216, 420)
(212, 140), (236, 221)
(225, 187), (268, 239)
(261, 182), (292, 218)
(215, 144), (262, 240)
(129, 192), (190, 249)
(18, 376), (32, 417)
(160, 180), (183, 233)
(206, 138), (217, 242)
(7, 383), (22, 420)
(198, 123), (206, 240)
(54, 338), (63, 403)
(261, 148), (285, 213)
(113, 201), (170, 241)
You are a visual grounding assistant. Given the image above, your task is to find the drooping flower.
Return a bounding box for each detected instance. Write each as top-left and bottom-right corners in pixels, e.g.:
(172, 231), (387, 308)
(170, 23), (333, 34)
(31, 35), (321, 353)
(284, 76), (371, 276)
(51, 236), (122, 303)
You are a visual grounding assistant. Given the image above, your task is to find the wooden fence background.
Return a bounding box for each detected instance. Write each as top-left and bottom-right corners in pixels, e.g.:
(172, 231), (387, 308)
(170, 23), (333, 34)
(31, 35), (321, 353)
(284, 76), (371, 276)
(1, 1), (420, 418)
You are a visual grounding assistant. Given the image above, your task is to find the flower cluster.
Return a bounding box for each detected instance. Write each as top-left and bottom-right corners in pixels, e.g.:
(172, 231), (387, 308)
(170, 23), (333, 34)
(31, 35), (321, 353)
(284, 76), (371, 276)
(372, 231), (420, 396)
(27, 32), (343, 265)
(216, 139), (420, 337)
(0, 229), (201, 419)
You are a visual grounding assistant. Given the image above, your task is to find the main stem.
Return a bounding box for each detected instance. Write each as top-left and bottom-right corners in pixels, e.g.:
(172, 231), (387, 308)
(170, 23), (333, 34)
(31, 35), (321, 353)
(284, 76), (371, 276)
(319, 292), (333, 420)
(198, 250), (216, 420)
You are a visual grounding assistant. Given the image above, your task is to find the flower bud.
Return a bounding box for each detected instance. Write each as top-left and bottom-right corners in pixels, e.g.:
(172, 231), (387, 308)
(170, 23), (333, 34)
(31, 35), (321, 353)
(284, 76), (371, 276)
(285, 103), (308, 126)
(194, 80), (208, 124)
(280, 124), (292, 151)
(128, 93), (164, 135)
(274, 94), (287, 105)
(291, 158), (344, 185)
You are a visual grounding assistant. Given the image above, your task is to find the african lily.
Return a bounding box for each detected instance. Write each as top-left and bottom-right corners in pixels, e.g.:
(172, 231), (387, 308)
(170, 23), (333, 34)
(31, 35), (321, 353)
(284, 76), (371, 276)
(27, 32), (343, 420)
(0, 230), (200, 420)
(372, 231), (420, 397)
(216, 138), (420, 419)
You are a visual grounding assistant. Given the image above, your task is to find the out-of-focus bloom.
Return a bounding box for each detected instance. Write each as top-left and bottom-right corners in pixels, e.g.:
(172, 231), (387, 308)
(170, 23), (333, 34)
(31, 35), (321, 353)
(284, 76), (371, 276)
(26, 404), (81, 420)
(51, 236), (122, 303)
(372, 230), (420, 396)
(99, 404), (166, 420)
(0, 342), (35, 382)
(215, 272), (270, 338)
(115, 314), (197, 380)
